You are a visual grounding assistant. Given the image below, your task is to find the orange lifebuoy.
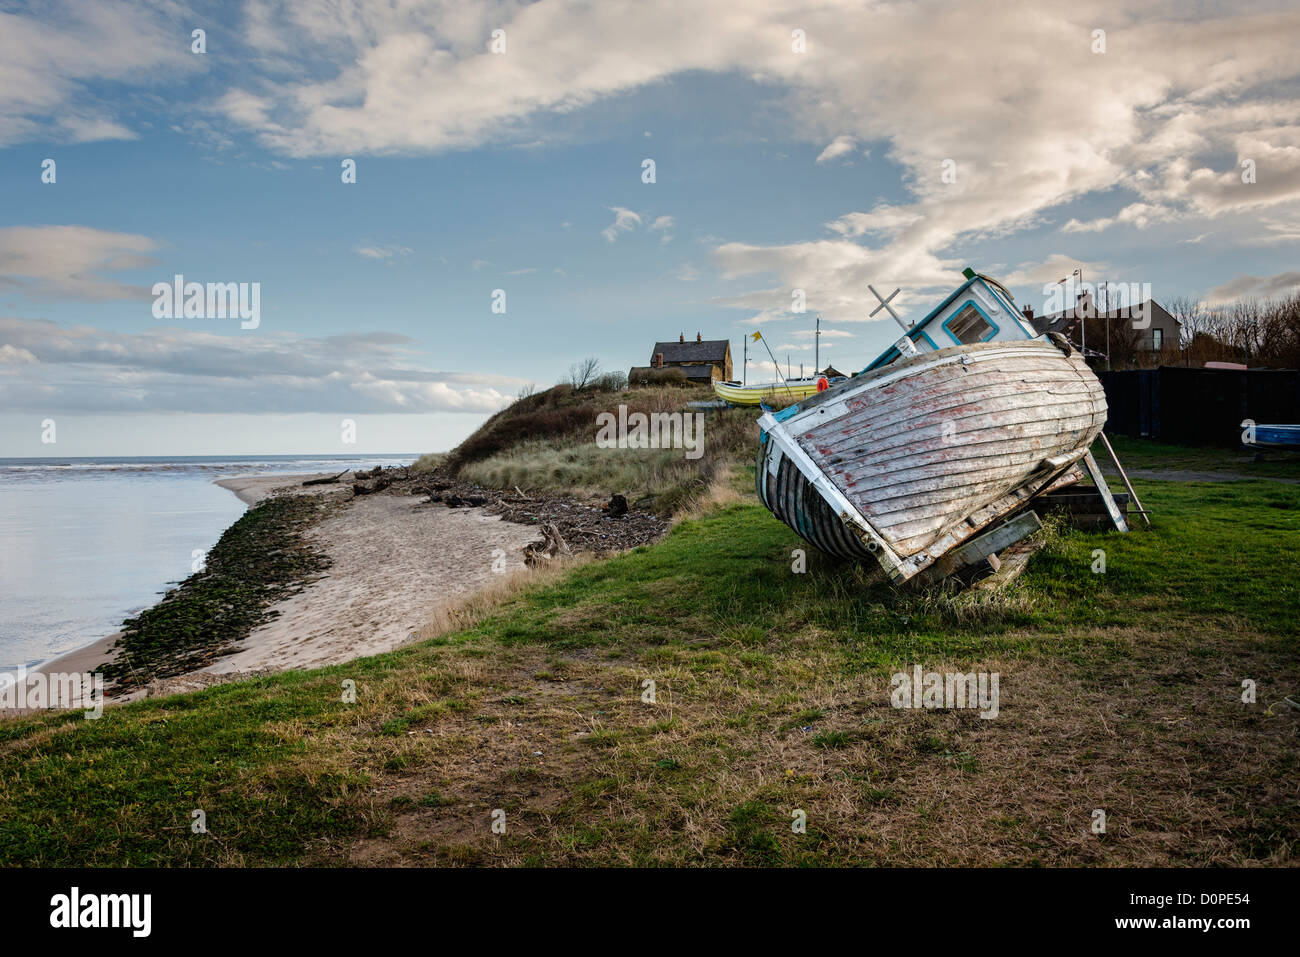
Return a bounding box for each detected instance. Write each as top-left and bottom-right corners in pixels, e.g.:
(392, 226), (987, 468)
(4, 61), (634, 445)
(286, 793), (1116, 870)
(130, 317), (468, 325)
(816, 376), (829, 392)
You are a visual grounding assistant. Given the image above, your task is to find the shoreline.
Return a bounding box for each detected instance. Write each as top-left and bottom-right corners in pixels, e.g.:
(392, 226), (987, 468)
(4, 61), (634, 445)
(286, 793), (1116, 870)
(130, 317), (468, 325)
(25, 469), (543, 704)
(22, 471), (333, 698)
(22, 470), (338, 684)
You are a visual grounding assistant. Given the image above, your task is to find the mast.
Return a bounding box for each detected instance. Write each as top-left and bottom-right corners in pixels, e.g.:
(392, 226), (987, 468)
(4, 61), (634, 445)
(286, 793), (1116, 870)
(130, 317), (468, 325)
(1079, 267), (1086, 356)
(1103, 281), (1111, 370)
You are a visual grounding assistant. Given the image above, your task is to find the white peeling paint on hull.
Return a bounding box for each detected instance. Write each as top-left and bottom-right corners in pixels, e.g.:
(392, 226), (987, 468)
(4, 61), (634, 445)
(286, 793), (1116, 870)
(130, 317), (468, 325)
(757, 339), (1107, 580)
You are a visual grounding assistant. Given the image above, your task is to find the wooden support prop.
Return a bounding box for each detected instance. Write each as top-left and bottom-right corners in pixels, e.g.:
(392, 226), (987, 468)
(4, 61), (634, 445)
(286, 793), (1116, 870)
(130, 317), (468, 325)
(972, 539), (1043, 591)
(1096, 432), (1150, 525)
(925, 509), (1042, 581)
(1081, 450), (1129, 533)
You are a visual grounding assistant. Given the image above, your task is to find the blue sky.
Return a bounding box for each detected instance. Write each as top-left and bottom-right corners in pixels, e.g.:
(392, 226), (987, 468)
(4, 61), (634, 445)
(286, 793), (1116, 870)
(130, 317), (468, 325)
(3, 0), (1299, 455)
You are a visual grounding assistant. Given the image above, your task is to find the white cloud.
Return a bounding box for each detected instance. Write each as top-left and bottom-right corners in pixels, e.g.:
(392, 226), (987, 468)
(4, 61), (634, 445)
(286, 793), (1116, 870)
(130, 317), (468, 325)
(1206, 270), (1300, 304)
(815, 134), (857, 165)
(0, 226), (159, 301)
(0, 2), (197, 147)
(601, 206), (643, 242)
(354, 244), (413, 259)
(825, 206), (923, 240)
(211, 0), (1300, 330)
(0, 344), (38, 365)
(1063, 202), (1178, 233)
(1002, 254), (1110, 288)
(12, 0), (1300, 336)
(0, 317), (522, 414)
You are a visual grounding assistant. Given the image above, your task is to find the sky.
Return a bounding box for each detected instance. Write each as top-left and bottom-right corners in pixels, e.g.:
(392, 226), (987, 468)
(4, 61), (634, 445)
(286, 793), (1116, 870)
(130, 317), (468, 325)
(2, 0), (1299, 456)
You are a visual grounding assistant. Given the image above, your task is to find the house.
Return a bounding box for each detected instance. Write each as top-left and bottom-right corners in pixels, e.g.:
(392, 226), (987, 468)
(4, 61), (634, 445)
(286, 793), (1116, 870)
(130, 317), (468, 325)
(1023, 296), (1181, 355)
(819, 365), (846, 379)
(630, 332), (733, 385)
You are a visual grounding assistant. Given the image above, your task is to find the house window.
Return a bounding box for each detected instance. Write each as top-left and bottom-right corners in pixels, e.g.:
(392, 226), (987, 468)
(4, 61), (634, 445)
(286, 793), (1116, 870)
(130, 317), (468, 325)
(1152, 328), (1163, 349)
(946, 303), (994, 344)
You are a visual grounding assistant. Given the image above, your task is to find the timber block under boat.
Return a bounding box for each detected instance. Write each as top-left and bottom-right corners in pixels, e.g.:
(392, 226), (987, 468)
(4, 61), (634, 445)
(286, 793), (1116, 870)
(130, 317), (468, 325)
(1030, 485), (1131, 531)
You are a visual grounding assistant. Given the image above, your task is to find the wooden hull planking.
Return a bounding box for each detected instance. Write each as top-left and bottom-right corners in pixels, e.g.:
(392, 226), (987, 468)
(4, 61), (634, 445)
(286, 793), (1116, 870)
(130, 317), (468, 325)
(757, 340), (1107, 580)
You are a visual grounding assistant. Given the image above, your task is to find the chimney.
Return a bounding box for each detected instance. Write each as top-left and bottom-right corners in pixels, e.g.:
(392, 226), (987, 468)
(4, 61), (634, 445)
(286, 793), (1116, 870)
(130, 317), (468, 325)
(696, 332), (702, 342)
(1021, 305), (1034, 321)
(679, 333), (685, 343)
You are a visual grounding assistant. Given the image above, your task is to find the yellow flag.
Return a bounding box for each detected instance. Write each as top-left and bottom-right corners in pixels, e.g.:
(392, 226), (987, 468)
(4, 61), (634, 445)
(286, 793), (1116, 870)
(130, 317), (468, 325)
(750, 331), (763, 341)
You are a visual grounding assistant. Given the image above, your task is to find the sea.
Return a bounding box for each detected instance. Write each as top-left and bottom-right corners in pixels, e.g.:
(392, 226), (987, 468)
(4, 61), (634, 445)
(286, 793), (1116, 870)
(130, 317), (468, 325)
(0, 454), (415, 677)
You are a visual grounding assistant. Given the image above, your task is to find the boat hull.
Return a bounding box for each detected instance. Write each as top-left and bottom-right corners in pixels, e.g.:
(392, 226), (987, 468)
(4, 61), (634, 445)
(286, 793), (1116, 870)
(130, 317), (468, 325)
(1245, 424), (1300, 450)
(756, 339), (1107, 580)
(713, 379), (824, 405)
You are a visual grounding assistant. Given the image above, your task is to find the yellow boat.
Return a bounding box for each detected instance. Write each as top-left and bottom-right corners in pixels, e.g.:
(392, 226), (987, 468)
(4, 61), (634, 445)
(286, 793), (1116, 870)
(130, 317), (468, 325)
(712, 378), (826, 406)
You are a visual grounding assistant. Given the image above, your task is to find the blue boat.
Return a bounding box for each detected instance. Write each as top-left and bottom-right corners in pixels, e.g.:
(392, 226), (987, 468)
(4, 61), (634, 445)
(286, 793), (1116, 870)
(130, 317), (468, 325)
(1244, 424), (1300, 450)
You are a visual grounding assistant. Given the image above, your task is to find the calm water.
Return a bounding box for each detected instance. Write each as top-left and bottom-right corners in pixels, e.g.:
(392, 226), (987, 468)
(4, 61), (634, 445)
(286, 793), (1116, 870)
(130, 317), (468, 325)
(0, 455), (414, 674)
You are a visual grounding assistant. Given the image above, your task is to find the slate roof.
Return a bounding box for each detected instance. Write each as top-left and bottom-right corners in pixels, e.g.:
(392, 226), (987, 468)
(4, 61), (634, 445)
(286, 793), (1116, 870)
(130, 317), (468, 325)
(1030, 300), (1178, 336)
(651, 339), (730, 364)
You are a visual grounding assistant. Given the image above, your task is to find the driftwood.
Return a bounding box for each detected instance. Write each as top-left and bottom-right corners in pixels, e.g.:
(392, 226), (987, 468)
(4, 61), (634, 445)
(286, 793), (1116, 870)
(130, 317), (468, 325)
(353, 476), (393, 496)
(445, 494), (488, 508)
(302, 469), (349, 487)
(523, 523), (571, 566)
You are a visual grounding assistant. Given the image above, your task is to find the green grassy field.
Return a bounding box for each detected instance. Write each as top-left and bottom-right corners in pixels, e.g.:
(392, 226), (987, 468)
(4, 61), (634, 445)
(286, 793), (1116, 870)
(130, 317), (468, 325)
(1, 446), (1297, 866)
(1106, 434), (1300, 479)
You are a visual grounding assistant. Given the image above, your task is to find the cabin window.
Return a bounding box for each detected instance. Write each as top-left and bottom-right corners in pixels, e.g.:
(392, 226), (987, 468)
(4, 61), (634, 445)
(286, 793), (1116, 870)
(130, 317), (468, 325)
(1152, 328), (1163, 349)
(945, 303), (994, 344)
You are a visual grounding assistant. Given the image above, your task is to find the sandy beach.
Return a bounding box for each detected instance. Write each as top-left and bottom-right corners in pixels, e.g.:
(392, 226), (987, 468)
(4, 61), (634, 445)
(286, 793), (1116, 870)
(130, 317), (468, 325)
(201, 480), (539, 675)
(28, 471), (543, 702)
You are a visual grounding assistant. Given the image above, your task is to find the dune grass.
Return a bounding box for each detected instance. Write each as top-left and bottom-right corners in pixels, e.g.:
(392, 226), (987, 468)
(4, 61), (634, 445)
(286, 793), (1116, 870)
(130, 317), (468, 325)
(457, 399), (757, 513)
(1, 462), (1296, 866)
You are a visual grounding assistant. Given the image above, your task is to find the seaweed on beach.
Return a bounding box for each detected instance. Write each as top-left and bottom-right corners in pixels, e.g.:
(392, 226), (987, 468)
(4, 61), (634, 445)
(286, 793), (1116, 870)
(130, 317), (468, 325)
(99, 495), (332, 695)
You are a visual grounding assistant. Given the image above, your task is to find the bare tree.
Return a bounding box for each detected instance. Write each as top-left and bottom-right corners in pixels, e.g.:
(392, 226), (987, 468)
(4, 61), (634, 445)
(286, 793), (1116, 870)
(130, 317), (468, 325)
(568, 356), (602, 390)
(1176, 291), (1300, 368)
(1256, 291), (1300, 368)
(1166, 295), (1207, 349)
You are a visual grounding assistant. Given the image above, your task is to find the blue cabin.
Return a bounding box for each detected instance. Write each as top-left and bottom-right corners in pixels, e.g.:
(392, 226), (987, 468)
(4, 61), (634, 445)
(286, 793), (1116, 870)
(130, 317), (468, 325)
(863, 268), (1038, 372)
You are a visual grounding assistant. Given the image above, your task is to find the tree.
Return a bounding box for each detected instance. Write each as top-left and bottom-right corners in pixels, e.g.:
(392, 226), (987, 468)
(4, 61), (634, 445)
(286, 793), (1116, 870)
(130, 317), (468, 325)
(1166, 295), (1207, 350)
(568, 356), (602, 390)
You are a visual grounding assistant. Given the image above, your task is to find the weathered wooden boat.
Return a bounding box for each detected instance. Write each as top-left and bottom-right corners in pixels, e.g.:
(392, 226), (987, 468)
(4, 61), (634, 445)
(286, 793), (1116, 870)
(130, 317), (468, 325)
(712, 377), (826, 406)
(755, 270), (1116, 582)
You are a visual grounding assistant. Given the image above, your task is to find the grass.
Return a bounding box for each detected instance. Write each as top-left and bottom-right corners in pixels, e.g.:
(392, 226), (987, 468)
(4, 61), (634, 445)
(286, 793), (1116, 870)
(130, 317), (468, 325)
(2, 445), (1296, 866)
(1105, 434), (1300, 479)
(456, 388), (757, 513)
(410, 452), (447, 473)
